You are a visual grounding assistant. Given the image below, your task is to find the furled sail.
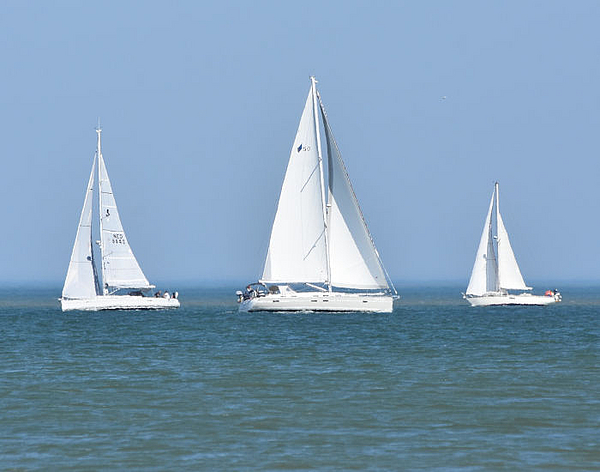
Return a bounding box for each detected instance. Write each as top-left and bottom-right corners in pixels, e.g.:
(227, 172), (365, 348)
(319, 99), (391, 290)
(495, 184), (530, 291)
(62, 155), (99, 299)
(98, 137), (152, 291)
(261, 86), (328, 284)
(466, 190), (498, 296)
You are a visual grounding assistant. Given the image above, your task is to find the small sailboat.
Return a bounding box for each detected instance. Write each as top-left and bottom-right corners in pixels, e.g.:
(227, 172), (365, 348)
(464, 182), (561, 307)
(60, 127), (180, 311)
(237, 77), (397, 313)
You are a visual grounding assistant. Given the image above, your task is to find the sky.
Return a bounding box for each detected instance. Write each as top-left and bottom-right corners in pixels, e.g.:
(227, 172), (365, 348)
(1, 1), (599, 286)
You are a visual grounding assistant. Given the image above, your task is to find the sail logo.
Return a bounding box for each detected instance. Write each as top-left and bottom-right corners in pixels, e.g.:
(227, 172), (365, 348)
(297, 144), (311, 153)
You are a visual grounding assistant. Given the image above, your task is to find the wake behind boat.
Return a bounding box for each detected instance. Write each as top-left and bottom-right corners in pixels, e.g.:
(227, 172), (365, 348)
(463, 182), (560, 307)
(60, 127), (180, 311)
(237, 77), (397, 313)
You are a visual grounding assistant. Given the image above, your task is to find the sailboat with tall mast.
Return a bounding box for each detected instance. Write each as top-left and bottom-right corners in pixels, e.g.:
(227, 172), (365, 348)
(237, 77), (397, 313)
(60, 127), (180, 311)
(463, 182), (561, 307)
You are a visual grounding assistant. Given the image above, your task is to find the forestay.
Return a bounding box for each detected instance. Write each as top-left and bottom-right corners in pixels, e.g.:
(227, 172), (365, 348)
(62, 155), (100, 299)
(98, 147), (152, 291)
(466, 190), (498, 296)
(319, 100), (390, 290)
(262, 86), (328, 284)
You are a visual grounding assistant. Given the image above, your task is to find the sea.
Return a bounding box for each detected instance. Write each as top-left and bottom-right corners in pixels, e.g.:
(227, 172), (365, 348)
(1, 285), (599, 471)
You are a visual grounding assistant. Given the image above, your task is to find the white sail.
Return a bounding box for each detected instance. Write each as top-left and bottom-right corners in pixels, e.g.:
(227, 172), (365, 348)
(97, 131), (152, 291)
(495, 184), (530, 291)
(62, 155), (99, 299)
(466, 190), (498, 296)
(319, 100), (390, 290)
(261, 86), (328, 284)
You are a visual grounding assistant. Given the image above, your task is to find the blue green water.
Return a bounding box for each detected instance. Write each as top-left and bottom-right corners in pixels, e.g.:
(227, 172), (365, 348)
(1, 286), (599, 470)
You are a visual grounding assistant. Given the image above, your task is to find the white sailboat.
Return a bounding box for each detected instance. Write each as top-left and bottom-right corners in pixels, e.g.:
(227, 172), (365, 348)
(60, 127), (180, 311)
(464, 182), (561, 307)
(238, 77), (397, 313)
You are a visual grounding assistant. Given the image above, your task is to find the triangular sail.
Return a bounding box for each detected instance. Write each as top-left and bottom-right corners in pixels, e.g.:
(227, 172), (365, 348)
(97, 133), (152, 292)
(261, 86), (328, 284)
(466, 190), (498, 296)
(319, 99), (392, 291)
(495, 184), (530, 291)
(62, 155), (99, 299)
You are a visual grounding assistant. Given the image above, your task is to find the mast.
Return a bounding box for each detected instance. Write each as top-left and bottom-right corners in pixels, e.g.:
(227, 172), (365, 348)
(494, 181), (500, 285)
(90, 151), (101, 296)
(96, 125), (107, 295)
(311, 76), (331, 291)
(494, 181), (499, 219)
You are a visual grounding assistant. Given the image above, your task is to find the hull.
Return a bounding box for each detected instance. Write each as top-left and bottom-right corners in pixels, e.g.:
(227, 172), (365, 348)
(60, 295), (180, 312)
(465, 293), (559, 307)
(239, 292), (394, 313)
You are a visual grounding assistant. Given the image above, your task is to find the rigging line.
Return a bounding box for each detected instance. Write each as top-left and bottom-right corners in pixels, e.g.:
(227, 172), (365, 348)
(300, 164), (320, 193)
(303, 229), (326, 261)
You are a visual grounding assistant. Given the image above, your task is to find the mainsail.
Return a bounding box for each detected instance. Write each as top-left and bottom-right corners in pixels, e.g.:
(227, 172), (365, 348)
(62, 155), (100, 299)
(261, 84), (328, 284)
(319, 99), (390, 290)
(466, 190), (498, 296)
(97, 130), (152, 292)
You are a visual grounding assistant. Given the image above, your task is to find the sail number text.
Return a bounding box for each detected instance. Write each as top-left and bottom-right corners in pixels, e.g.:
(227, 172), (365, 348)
(111, 233), (126, 245)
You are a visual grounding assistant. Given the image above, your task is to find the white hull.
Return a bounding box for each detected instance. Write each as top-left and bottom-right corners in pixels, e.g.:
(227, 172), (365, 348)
(60, 295), (180, 312)
(465, 293), (559, 307)
(239, 292), (394, 313)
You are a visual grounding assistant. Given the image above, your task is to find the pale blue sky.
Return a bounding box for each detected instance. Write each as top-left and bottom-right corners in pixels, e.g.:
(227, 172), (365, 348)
(1, 1), (599, 285)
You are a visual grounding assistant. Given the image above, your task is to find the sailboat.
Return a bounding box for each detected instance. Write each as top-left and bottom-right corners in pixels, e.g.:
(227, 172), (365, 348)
(237, 77), (397, 313)
(463, 182), (561, 307)
(60, 127), (180, 311)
